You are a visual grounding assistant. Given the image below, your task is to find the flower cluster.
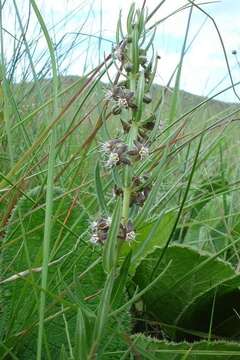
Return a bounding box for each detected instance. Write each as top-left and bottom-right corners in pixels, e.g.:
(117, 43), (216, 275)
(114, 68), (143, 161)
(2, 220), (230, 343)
(113, 174), (152, 208)
(90, 217), (112, 245)
(101, 139), (130, 168)
(90, 217), (136, 246)
(113, 37), (153, 82)
(127, 140), (149, 161)
(105, 86), (137, 114)
(89, 9), (160, 249)
(118, 220), (136, 242)
(101, 139), (150, 169)
(130, 175), (152, 207)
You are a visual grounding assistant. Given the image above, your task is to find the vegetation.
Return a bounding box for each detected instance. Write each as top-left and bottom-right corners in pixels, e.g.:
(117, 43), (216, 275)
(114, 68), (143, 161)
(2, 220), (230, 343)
(0, 1), (240, 359)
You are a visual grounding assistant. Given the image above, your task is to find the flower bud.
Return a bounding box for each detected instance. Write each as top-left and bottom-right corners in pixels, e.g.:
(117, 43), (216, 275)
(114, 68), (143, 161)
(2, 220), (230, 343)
(143, 93), (152, 104)
(139, 55), (147, 66)
(124, 63), (133, 73)
(139, 48), (147, 56)
(112, 104), (122, 115)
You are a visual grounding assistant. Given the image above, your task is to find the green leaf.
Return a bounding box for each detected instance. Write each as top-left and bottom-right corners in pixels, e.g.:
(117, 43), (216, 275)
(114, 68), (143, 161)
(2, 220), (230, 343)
(145, 27), (156, 52)
(132, 334), (240, 359)
(177, 176), (229, 242)
(127, 3), (135, 34)
(1, 187), (87, 354)
(120, 211), (176, 273)
(137, 8), (145, 35)
(95, 162), (108, 215)
(74, 307), (88, 360)
(135, 71), (145, 122)
(111, 250), (132, 307)
(116, 10), (124, 44)
(134, 245), (240, 340)
(91, 269), (115, 357)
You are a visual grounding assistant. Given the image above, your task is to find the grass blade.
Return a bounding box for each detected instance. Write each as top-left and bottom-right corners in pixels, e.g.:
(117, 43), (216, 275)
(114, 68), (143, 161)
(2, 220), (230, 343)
(103, 198), (122, 273)
(95, 161), (108, 215)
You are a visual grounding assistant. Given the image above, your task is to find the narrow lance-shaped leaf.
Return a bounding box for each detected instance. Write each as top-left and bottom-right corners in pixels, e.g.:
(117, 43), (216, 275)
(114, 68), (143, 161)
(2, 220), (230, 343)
(91, 269), (115, 357)
(111, 250), (132, 306)
(103, 198), (122, 273)
(131, 25), (140, 74)
(135, 71), (145, 122)
(95, 162), (108, 215)
(74, 307), (88, 360)
(145, 27), (156, 51)
(132, 334), (240, 359)
(127, 3), (135, 34)
(116, 10), (124, 44)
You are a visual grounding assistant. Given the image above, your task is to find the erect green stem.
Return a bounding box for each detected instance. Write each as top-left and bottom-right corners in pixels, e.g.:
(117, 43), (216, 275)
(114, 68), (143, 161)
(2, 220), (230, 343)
(121, 123), (138, 225)
(122, 186), (131, 225)
(121, 19), (140, 226)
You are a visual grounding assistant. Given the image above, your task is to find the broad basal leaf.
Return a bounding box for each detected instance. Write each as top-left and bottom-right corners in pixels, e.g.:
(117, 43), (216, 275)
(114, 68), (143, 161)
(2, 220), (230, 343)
(132, 334), (240, 359)
(134, 245), (240, 340)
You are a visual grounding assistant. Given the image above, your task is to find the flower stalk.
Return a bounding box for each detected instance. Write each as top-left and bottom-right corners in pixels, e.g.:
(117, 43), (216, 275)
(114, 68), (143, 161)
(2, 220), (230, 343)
(90, 4), (158, 259)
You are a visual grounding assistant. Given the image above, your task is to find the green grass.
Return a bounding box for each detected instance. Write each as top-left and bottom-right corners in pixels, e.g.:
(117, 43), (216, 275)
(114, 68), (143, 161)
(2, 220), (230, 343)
(1, 1), (240, 359)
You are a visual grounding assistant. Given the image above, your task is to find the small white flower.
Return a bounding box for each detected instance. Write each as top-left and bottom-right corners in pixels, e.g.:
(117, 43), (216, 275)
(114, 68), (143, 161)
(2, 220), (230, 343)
(139, 145), (149, 160)
(117, 98), (128, 108)
(126, 231), (136, 242)
(101, 141), (112, 154)
(90, 233), (99, 245)
(104, 89), (114, 101)
(105, 152), (119, 168)
(91, 220), (98, 230)
(106, 216), (112, 227)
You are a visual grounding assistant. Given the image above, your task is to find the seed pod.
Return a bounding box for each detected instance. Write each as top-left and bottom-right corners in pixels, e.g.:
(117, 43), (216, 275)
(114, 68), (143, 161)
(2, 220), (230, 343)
(127, 148), (139, 157)
(142, 120), (155, 130)
(128, 100), (137, 110)
(139, 55), (147, 66)
(143, 93), (152, 104)
(118, 223), (126, 240)
(143, 186), (151, 198)
(139, 48), (147, 56)
(113, 185), (123, 197)
(112, 104), (122, 115)
(123, 89), (134, 99)
(98, 230), (108, 244)
(144, 62), (152, 80)
(134, 191), (146, 206)
(120, 119), (131, 133)
(120, 157), (131, 166)
(115, 142), (128, 155)
(124, 63), (133, 73)
(138, 130), (148, 142)
(132, 176), (141, 187)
